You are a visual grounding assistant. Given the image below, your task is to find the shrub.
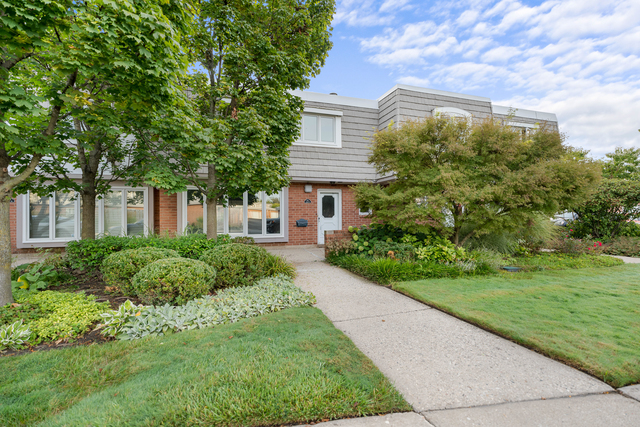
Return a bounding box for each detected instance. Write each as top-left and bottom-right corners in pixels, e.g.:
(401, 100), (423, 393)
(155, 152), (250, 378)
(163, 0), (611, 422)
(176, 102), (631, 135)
(415, 241), (467, 263)
(572, 179), (640, 240)
(66, 233), (232, 271)
(131, 258), (216, 306)
(14, 291), (110, 343)
(325, 238), (357, 256)
(101, 247), (180, 295)
(230, 236), (255, 245)
(604, 237), (640, 257)
(104, 275), (315, 340)
(619, 222), (640, 238)
(265, 253), (296, 278)
(327, 254), (478, 285)
(199, 244), (269, 289)
(550, 235), (604, 255)
(371, 241), (415, 261)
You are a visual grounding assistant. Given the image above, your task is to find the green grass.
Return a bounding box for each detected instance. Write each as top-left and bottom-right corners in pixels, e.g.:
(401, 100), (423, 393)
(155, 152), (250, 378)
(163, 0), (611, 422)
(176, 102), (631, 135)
(0, 307), (409, 426)
(394, 265), (640, 388)
(510, 253), (623, 271)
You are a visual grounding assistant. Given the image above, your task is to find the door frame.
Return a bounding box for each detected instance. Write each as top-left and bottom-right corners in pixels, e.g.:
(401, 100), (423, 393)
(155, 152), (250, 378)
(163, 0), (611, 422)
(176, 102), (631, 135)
(317, 188), (342, 244)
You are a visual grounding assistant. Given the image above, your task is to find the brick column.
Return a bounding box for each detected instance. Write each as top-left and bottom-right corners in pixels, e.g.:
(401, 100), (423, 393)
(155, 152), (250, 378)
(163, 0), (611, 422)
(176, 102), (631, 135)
(156, 190), (178, 236)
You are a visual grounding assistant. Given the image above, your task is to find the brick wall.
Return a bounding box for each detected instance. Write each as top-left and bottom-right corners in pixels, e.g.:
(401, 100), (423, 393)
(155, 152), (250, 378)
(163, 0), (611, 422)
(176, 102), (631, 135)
(156, 190), (178, 236)
(288, 182), (371, 246)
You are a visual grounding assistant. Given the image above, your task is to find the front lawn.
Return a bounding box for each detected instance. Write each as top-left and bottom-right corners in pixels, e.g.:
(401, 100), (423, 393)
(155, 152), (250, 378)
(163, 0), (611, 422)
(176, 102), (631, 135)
(0, 307), (410, 426)
(394, 265), (640, 388)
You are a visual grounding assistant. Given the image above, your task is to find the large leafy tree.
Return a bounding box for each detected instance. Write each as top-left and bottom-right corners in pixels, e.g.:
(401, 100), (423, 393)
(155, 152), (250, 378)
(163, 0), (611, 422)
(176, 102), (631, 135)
(571, 146), (640, 239)
(133, 0), (334, 238)
(0, 0), (188, 305)
(354, 117), (601, 247)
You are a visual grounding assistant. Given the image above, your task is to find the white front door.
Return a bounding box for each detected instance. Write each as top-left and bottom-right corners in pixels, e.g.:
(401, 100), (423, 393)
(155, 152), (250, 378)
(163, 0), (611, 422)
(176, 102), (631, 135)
(318, 190), (341, 244)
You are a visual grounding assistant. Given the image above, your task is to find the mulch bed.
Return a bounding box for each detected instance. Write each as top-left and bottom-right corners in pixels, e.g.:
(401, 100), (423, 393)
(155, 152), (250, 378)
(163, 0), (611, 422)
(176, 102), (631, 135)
(48, 269), (142, 309)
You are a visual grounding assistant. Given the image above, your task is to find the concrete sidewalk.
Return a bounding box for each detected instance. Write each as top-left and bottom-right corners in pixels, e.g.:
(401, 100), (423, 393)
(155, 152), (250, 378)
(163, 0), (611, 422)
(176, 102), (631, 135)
(267, 247), (640, 427)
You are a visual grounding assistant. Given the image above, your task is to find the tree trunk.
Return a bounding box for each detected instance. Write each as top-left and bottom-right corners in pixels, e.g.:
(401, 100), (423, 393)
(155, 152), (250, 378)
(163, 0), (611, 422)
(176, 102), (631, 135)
(206, 162), (218, 239)
(81, 189), (97, 240)
(0, 196), (13, 306)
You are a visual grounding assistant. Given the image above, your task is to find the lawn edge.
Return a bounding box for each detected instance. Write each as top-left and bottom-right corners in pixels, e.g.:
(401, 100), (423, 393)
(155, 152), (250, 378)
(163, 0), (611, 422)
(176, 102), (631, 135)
(390, 283), (632, 389)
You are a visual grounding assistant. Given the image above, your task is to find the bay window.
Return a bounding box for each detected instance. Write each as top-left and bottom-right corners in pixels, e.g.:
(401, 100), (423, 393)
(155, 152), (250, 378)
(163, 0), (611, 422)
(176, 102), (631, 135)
(23, 187), (148, 243)
(182, 189), (283, 237)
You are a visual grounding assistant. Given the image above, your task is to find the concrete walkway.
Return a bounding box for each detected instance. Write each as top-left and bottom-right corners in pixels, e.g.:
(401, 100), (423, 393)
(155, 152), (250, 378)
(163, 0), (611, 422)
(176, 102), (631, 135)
(267, 247), (640, 427)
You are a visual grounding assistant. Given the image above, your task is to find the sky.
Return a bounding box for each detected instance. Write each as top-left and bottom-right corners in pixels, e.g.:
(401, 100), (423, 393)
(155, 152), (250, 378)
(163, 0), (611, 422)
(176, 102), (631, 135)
(307, 0), (640, 158)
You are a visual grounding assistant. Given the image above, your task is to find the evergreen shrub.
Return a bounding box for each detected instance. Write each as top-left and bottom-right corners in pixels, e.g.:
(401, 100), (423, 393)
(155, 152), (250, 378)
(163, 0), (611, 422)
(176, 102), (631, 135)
(101, 247), (180, 295)
(199, 244), (269, 289)
(131, 258), (216, 306)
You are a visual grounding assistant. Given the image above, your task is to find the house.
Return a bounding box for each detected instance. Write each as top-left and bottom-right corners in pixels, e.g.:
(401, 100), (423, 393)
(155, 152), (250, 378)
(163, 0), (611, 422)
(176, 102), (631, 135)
(10, 84), (558, 252)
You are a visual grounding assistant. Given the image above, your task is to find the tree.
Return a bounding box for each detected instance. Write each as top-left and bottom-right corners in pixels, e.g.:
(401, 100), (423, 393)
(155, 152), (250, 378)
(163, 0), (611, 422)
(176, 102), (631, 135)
(571, 179), (640, 240)
(354, 116), (601, 247)
(0, 0), (189, 305)
(132, 0), (334, 239)
(570, 146), (640, 240)
(603, 147), (640, 180)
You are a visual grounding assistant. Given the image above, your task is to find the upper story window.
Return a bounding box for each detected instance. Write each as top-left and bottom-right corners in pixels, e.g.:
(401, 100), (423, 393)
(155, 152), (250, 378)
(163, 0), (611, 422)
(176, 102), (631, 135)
(432, 107), (472, 120)
(505, 121), (538, 140)
(294, 108), (342, 148)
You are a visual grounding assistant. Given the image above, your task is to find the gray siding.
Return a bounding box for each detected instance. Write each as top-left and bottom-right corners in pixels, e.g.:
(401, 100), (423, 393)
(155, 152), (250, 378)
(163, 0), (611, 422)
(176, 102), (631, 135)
(493, 113), (559, 132)
(378, 90), (398, 130)
(396, 88), (493, 123)
(290, 85), (560, 183)
(289, 100), (378, 182)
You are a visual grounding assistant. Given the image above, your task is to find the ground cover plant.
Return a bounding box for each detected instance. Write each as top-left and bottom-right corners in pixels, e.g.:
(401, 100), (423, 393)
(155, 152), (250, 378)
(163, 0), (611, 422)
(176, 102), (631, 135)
(394, 265), (640, 387)
(0, 307), (410, 426)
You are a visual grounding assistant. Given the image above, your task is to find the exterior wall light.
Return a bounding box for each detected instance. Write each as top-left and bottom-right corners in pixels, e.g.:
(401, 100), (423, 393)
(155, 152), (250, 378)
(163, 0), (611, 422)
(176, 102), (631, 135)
(304, 184), (312, 193)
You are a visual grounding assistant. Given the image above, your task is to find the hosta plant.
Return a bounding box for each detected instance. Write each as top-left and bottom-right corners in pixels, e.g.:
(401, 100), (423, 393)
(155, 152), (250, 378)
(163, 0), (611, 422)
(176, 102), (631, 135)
(0, 320), (32, 352)
(100, 299), (149, 338)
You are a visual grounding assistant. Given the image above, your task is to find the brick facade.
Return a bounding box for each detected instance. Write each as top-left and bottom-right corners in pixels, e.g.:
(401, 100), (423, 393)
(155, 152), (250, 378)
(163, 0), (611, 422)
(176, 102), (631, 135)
(156, 189), (178, 236)
(287, 182), (370, 246)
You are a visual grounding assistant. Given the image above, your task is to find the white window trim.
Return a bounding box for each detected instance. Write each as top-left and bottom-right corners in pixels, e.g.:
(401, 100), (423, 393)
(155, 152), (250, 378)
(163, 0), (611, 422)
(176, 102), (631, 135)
(432, 107), (473, 119)
(22, 186), (149, 243)
(22, 191), (81, 244)
(181, 188), (284, 238)
(98, 187), (149, 237)
(294, 108), (342, 148)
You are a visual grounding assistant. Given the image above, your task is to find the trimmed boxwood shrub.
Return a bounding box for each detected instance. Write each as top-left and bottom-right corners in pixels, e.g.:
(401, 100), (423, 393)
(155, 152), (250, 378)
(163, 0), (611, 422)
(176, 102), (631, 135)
(131, 258), (216, 306)
(66, 234), (232, 271)
(101, 247), (180, 295)
(199, 244), (269, 289)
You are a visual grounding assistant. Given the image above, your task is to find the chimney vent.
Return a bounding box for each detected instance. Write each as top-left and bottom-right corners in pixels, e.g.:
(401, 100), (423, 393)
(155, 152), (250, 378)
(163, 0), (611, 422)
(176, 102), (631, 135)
(329, 92), (338, 95)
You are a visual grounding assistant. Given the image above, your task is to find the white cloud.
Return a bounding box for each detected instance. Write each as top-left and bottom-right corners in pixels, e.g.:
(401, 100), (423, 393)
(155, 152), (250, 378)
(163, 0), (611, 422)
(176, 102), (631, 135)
(351, 0), (640, 157)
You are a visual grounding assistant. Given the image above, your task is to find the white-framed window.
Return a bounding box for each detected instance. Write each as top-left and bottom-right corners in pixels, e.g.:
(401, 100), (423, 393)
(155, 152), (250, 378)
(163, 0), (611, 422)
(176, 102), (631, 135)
(23, 187), (149, 243)
(182, 189), (283, 237)
(294, 108), (342, 148)
(24, 191), (80, 242)
(505, 121), (538, 140)
(432, 107), (472, 120)
(93, 188), (149, 237)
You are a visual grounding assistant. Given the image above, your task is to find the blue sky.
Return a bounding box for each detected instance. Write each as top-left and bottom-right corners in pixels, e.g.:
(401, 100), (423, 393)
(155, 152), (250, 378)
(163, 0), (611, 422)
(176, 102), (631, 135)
(307, 0), (640, 158)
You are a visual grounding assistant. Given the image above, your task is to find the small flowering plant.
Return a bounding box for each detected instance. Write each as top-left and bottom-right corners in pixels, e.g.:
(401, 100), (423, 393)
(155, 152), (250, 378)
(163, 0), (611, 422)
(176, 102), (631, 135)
(552, 234), (604, 255)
